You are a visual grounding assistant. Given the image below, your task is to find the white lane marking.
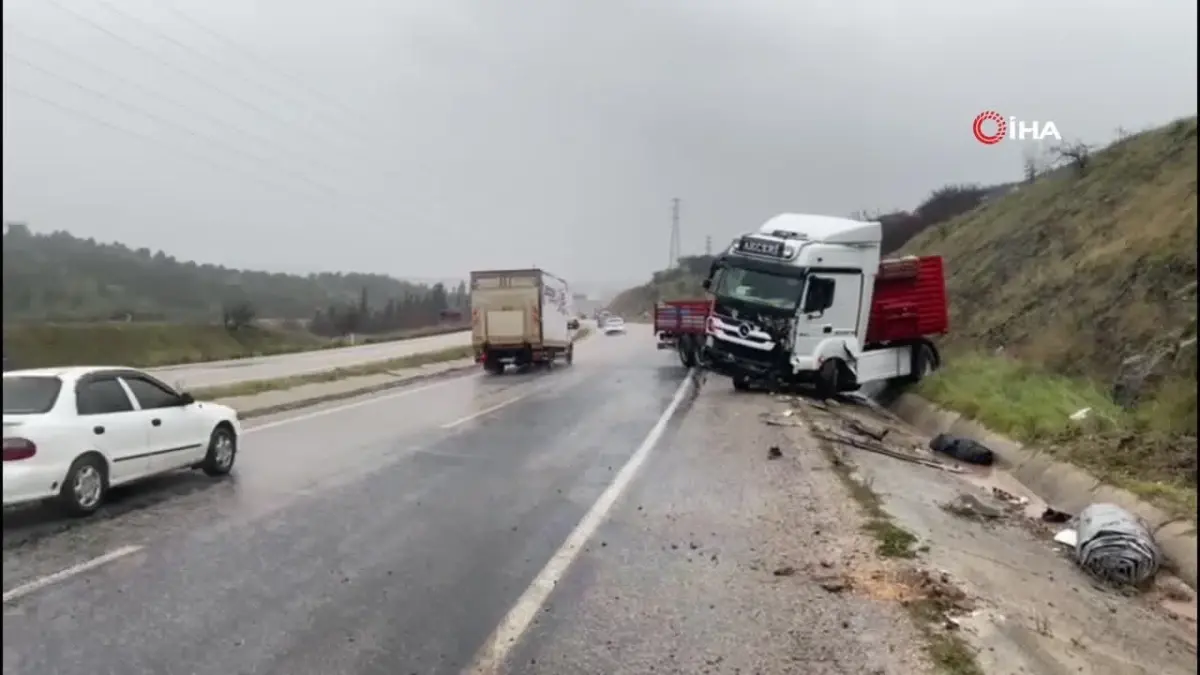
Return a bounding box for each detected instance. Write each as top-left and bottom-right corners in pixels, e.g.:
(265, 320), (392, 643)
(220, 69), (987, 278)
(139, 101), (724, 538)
(440, 392), (537, 429)
(2, 545), (143, 604)
(464, 371), (695, 675)
(244, 376), (468, 434)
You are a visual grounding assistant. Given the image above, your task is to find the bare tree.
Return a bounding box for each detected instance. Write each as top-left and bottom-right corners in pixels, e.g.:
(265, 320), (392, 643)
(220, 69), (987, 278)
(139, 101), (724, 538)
(1021, 146), (1045, 183)
(1049, 140), (1095, 174)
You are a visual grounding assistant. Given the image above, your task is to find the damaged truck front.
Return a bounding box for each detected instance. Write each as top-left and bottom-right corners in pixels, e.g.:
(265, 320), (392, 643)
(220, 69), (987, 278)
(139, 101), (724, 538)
(699, 213), (949, 396)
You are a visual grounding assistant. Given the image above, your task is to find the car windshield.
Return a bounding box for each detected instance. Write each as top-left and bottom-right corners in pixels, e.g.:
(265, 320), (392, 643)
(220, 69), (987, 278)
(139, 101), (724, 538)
(713, 267), (804, 309)
(3, 376), (63, 414)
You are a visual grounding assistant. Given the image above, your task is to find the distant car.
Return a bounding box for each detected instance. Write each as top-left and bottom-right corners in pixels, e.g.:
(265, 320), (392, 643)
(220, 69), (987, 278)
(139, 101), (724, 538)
(603, 317), (627, 335)
(2, 366), (242, 516)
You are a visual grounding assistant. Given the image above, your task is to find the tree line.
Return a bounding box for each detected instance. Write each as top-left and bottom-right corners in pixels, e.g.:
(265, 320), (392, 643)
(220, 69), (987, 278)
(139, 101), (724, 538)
(2, 223), (465, 335)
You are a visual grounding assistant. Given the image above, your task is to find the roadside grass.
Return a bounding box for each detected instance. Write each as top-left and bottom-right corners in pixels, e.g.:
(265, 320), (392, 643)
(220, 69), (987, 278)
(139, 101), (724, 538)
(918, 352), (1198, 520)
(194, 327), (593, 401)
(194, 345), (476, 400)
(3, 322), (470, 370)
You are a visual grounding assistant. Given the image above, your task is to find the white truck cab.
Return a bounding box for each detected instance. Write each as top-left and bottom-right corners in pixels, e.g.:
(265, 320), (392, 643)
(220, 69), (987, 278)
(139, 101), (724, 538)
(700, 213), (948, 394)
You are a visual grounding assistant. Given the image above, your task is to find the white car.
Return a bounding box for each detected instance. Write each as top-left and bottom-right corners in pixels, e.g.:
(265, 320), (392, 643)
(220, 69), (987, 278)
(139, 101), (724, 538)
(603, 317), (627, 335)
(3, 366), (242, 516)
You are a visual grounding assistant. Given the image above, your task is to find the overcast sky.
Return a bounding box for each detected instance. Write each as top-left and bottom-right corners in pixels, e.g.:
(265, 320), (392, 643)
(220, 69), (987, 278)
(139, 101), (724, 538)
(3, 0), (1197, 291)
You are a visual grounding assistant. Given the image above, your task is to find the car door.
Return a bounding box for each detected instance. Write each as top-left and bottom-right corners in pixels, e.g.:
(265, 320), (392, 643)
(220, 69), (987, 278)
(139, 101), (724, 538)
(119, 374), (208, 474)
(74, 375), (153, 484)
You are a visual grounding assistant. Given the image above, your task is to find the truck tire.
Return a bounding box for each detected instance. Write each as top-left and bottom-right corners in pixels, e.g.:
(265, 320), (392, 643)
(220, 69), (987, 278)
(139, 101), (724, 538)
(815, 359), (841, 399)
(484, 359), (504, 375)
(566, 345), (574, 365)
(678, 335), (697, 368)
(732, 375), (751, 392)
(903, 343), (937, 385)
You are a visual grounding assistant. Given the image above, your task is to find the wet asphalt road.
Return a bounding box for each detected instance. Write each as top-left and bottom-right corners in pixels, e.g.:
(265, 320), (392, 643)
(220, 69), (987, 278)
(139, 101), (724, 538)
(150, 329), (472, 390)
(2, 326), (700, 675)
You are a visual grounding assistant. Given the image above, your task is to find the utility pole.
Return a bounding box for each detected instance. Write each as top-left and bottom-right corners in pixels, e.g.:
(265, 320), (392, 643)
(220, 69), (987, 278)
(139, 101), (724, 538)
(704, 235), (712, 256)
(669, 198), (681, 268)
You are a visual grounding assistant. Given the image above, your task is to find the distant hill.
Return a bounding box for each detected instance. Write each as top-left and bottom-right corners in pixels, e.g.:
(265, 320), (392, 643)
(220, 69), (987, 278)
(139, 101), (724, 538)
(607, 255), (715, 318)
(1, 224), (462, 322)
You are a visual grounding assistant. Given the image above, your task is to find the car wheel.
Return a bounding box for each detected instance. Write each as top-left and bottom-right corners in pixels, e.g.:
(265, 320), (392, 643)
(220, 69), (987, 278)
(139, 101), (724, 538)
(201, 425), (237, 477)
(732, 375), (751, 392)
(57, 454), (108, 517)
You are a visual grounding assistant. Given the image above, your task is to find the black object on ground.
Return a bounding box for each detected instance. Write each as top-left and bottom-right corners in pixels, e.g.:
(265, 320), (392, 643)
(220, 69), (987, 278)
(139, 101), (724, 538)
(1041, 507), (1072, 523)
(929, 433), (996, 466)
(767, 446), (783, 460)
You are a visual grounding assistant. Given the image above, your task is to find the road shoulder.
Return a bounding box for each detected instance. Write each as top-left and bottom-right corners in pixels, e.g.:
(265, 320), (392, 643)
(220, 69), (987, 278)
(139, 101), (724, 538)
(500, 382), (936, 675)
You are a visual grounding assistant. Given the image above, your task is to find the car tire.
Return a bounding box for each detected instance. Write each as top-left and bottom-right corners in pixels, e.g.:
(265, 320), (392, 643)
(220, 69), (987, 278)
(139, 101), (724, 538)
(201, 425), (237, 477)
(57, 453), (108, 517)
(732, 375), (751, 392)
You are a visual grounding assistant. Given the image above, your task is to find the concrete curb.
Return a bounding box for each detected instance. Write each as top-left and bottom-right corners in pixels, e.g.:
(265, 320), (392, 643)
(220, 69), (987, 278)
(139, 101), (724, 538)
(888, 392), (1198, 590)
(235, 364), (480, 420)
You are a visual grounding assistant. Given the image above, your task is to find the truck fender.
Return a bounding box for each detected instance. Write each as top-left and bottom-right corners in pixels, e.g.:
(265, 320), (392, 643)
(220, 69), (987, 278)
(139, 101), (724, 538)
(794, 337), (865, 377)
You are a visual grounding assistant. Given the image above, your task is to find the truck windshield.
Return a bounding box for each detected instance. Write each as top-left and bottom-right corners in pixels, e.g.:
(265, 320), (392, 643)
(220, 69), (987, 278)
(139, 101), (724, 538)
(713, 267), (804, 309)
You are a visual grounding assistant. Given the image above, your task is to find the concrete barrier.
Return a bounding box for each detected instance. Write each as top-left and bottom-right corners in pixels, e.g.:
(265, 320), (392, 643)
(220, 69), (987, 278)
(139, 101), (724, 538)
(887, 392), (1198, 590)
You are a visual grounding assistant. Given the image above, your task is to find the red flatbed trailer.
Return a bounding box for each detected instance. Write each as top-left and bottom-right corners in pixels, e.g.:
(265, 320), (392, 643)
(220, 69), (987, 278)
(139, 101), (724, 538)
(653, 299), (711, 368)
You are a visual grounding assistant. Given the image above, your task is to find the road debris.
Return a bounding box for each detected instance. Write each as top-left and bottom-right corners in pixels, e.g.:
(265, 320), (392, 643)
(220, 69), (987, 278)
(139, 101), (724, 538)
(767, 446), (783, 460)
(813, 428), (963, 473)
(1041, 507), (1072, 524)
(990, 486), (1029, 507)
(941, 492), (1006, 520)
(1075, 503), (1163, 587)
(772, 565), (797, 577)
(929, 433), (996, 466)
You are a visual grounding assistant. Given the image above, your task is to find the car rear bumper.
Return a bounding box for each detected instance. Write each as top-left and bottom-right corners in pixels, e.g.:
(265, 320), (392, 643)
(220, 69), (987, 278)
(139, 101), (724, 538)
(2, 462), (63, 507)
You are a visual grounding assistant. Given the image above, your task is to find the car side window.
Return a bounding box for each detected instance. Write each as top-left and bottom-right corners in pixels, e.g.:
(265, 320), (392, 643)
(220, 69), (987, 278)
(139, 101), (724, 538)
(76, 378), (135, 416)
(121, 376), (180, 410)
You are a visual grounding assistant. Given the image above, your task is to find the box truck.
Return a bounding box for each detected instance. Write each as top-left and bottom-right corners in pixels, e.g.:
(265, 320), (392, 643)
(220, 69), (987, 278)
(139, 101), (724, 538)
(470, 268), (579, 374)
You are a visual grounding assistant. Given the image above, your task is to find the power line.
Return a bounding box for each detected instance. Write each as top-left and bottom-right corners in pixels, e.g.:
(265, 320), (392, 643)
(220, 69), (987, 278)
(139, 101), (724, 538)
(4, 50), (355, 201)
(3, 82), (328, 203)
(88, 0), (384, 152)
(155, 0), (385, 131)
(39, 0), (379, 161)
(3, 26), (348, 183)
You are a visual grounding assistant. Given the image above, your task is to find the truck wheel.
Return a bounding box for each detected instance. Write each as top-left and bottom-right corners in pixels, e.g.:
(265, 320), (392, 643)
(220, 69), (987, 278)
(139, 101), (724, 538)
(484, 360), (504, 375)
(904, 343), (937, 385)
(566, 345), (574, 365)
(815, 359), (840, 399)
(732, 375), (751, 392)
(678, 336), (697, 368)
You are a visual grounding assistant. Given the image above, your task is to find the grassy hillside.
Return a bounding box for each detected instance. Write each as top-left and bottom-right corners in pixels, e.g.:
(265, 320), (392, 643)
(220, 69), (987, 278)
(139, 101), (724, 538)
(608, 255), (715, 318)
(904, 116), (1197, 517)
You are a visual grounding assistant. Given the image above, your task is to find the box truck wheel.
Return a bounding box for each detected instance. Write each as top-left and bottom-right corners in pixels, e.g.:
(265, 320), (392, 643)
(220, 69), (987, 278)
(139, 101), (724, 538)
(732, 375), (751, 392)
(484, 358), (504, 375)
